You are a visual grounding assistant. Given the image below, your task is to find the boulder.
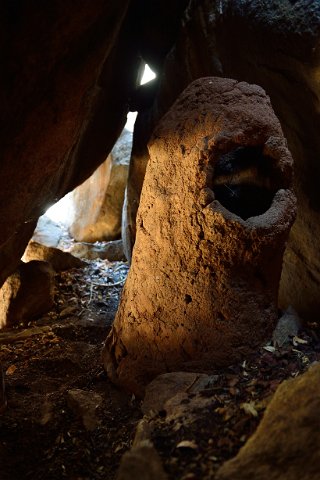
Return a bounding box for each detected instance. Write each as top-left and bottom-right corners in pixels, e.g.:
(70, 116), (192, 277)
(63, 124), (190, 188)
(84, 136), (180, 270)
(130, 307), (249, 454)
(69, 128), (132, 242)
(142, 372), (215, 415)
(0, 261), (55, 328)
(216, 363), (320, 480)
(23, 241), (85, 271)
(0, 1), (188, 288)
(32, 216), (65, 248)
(102, 77), (296, 396)
(70, 239), (125, 262)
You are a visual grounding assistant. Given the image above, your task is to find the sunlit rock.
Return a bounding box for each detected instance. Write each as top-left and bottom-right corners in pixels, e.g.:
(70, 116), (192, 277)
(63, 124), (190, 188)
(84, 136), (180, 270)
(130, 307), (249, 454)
(69, 129), (132, 242)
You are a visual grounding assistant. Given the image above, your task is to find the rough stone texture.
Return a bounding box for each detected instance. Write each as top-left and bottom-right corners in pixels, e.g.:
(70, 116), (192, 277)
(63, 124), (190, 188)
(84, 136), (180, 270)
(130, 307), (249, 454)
(32, 216), (64, 248)
(216, 363), (320, 480)
(0, 0), (132, 287)
(22, 241), (85, 272)
(0, 261), (55, 329)
(116, 441), (168, 480)
(126, 0), (320, 320)
(67, 389), (102, 431)
(69, 128), (132, 242)
(122, 112), (155, 261)
(70, 240), (126, 262)
(102, 77), (296, 396)
(142, 372), (217, 415)
(272, 306), (302, 347)
(0, 1), (188, 288)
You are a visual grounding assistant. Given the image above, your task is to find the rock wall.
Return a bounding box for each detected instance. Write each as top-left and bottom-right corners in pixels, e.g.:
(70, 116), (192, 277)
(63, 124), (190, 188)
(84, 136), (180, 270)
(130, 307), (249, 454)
(0, 0), (188, 287)
(69, 128), (132, 242)
(125, 0), (320, 321)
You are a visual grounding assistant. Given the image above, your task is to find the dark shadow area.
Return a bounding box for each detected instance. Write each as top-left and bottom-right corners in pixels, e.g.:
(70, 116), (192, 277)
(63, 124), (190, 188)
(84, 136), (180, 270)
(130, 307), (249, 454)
(212, 146), (278, 220)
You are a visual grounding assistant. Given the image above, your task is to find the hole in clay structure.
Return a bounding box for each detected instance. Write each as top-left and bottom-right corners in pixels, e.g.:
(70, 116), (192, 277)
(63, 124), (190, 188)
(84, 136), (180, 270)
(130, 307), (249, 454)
(185, 294), (192, 304)
(212, 146), (278, 220)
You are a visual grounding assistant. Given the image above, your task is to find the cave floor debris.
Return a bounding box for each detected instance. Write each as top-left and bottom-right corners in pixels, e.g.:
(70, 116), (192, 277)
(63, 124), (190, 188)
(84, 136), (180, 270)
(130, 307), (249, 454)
(0, 259), (142, 480)
(0, 258), (320, 479)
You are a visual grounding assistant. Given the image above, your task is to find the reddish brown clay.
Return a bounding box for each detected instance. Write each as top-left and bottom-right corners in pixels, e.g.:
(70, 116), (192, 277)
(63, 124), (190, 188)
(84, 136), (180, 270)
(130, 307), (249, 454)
(102, 77), (296, 396)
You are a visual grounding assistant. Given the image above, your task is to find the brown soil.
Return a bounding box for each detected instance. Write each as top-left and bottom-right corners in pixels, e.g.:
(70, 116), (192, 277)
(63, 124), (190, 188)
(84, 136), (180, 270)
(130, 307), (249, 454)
(1, 258), (319, 479)
(0, 260), (142, 480)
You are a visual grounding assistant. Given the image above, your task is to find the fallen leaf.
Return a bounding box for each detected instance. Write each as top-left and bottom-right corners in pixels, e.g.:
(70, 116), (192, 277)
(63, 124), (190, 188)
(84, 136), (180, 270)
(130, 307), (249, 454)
(176, 440), (198, 450)
(6, 365), (17, 375)
(263, 345), (276, 353)
(292, 336), (308, 346)
(241, 402), (258, 417)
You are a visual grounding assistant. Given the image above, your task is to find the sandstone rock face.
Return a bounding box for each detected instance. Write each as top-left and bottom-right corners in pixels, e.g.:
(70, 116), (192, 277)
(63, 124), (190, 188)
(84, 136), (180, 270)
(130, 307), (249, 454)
(126, 0), (320, 321)
(117, 441), (168, 480)
(216, 363), (320, 480)
(69, 128), (132, 242)
(70, 240), (126, 262)
(0, 1), (188, 288)
(0, 261), (55, 329)
(0, 0), (134, 287)
(32, 216), (65, 248)
(102, 77), (296, 396)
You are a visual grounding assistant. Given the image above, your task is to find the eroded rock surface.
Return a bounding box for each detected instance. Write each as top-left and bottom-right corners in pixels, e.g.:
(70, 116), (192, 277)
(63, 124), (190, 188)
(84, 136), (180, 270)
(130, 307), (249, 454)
(102, 77), (296, 396)
(23, 241), (85, 272)
(216, 363), (320, 480)
(0, 0), (188, 288)
(70, 128), (132, 242)
(0, 261), (55, 328)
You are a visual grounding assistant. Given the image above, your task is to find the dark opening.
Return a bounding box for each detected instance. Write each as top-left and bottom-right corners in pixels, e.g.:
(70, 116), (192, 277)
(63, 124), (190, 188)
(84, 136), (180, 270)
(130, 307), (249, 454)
(212, 146), (278, 220)
(185, 294), (192, 304)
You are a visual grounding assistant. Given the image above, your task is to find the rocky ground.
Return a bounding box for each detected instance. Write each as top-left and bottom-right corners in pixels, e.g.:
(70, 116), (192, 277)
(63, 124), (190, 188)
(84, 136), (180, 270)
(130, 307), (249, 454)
(0, 256), (319, 479)
(0, 259), (142, 480)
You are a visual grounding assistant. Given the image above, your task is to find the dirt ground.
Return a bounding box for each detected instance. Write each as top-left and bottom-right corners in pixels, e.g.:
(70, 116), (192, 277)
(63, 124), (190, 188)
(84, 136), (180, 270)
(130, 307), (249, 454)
(0, 260), (142, 480)
(1, 258), (319, 480)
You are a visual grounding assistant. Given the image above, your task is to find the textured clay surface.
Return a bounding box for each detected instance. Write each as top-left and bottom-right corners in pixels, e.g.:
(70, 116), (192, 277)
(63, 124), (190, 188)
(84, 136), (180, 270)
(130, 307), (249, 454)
(102, 77), (296, 396)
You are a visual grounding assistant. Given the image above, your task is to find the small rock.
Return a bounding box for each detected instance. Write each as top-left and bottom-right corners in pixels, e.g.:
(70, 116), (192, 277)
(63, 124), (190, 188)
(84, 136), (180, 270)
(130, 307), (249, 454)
(272, 306), (302, 347)
(0, 261), (55, 328)
(67, 389), (102, 431)
(59, 306), (78, 318)
(216, 363), (320, 480)
(116, 440), (168, 480)
(23, 241), (85, 271)
(142, 372), (210, 415)
(70, 239), (125, 262)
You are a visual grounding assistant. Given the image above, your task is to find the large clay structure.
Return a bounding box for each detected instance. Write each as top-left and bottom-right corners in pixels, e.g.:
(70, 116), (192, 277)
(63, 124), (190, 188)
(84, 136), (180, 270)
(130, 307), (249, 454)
(102, 77), (296, 395)
(123, 0), (320, 322)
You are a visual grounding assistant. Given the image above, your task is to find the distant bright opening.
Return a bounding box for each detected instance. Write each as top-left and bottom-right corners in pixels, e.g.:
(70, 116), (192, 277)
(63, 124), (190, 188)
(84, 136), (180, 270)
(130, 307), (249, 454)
(45, 191), (74, 226)
(125, 63), (156, 132)
(45, 63), (156, 225)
